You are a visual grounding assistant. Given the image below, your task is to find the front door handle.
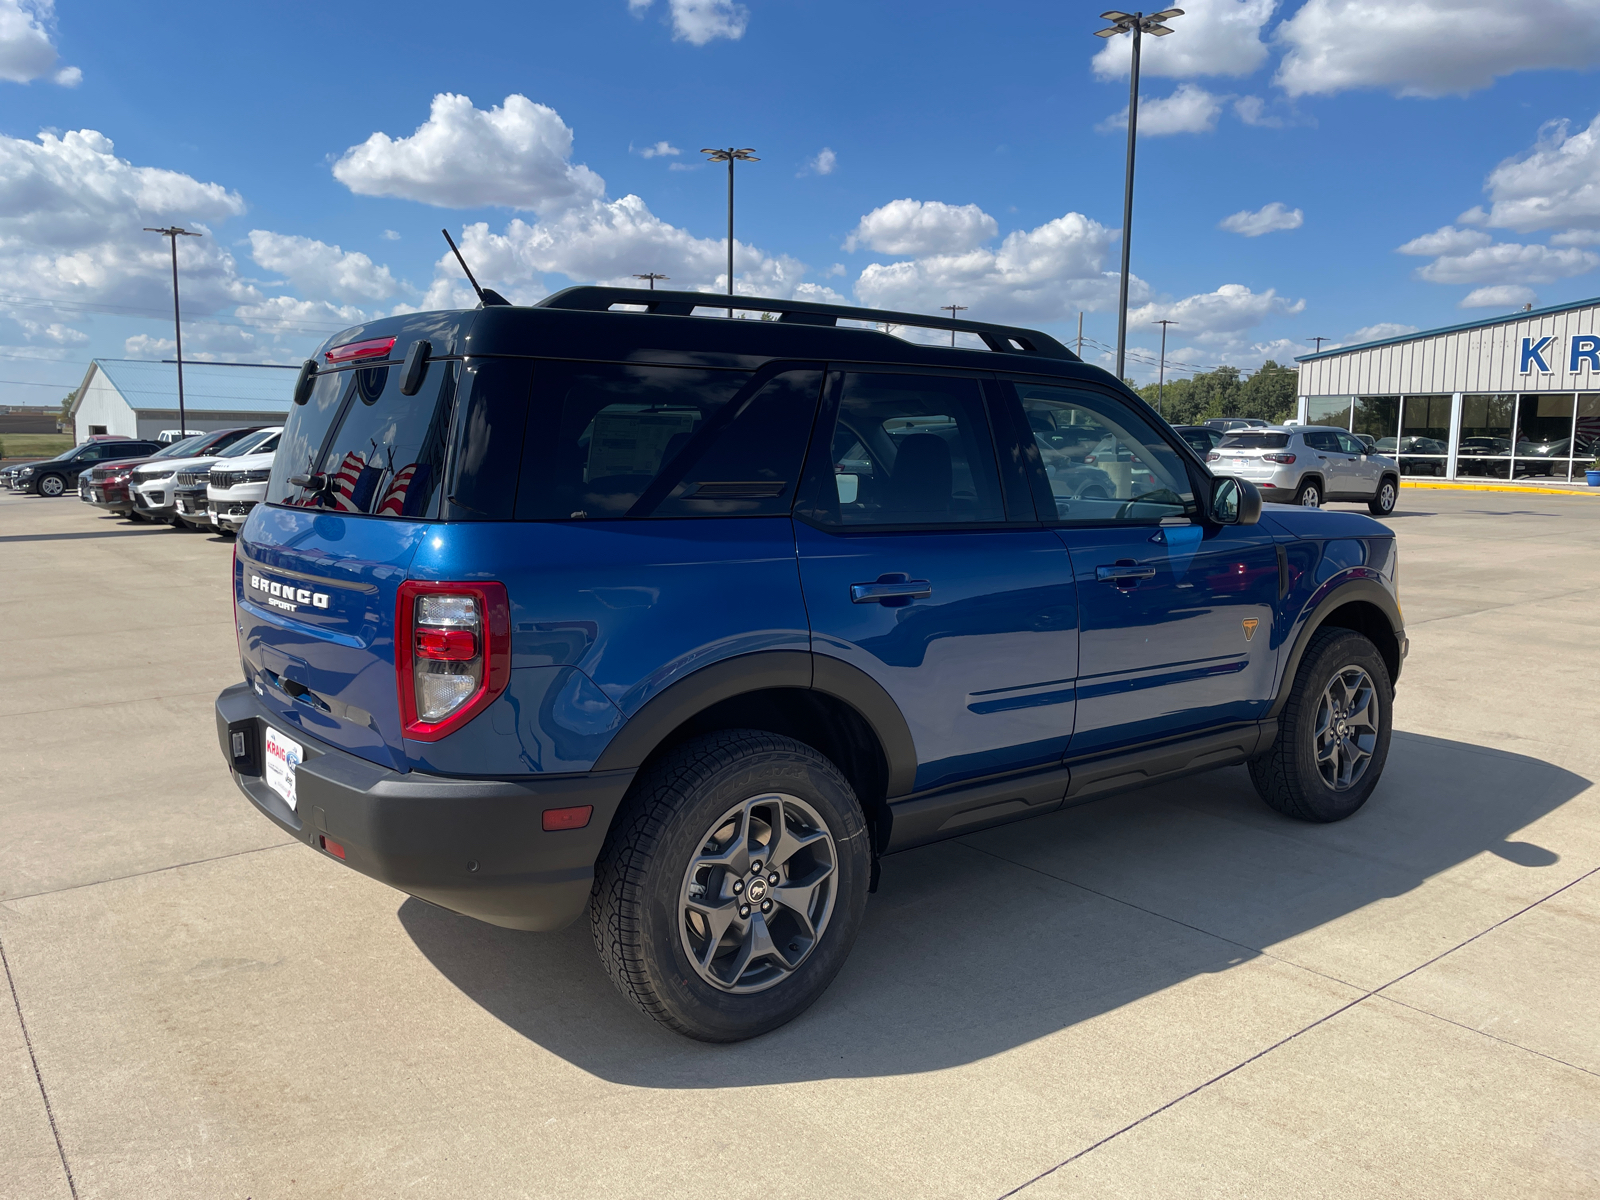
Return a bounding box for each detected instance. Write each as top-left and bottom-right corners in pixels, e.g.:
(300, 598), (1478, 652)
(1095, 562), (1157, 584)
(850, 574), (933, 605)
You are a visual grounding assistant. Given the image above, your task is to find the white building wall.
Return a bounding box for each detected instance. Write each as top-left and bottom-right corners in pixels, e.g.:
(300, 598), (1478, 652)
(1298, 300), (1600, 397)
(131, 410), (283, 440)
(72, 368), (137, 441)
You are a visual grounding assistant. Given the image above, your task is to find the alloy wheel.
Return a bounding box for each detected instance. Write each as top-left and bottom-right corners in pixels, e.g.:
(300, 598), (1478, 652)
(1377, 481), (1397, 512)
(679, 792), (838, 994)
(39, 476), (64, 497)
(1299, 482), (1321, 507)
(1314, 665), (1378, 791)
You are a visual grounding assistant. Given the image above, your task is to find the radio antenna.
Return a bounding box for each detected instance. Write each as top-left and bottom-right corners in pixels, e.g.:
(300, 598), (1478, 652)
(440, 229), (509, 306)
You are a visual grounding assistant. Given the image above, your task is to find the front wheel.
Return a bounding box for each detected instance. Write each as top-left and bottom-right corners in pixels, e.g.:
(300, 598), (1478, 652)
(1294, 478), (1322, 507)
(1368, 477), (1398, 516)
(37, 474), (65, 497)
(1249, 628), (1393, 822)
(590, 730), (871, 1042)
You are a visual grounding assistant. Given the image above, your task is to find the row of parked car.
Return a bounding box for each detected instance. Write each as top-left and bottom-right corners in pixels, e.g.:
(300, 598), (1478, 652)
(2, 426), (280, 534)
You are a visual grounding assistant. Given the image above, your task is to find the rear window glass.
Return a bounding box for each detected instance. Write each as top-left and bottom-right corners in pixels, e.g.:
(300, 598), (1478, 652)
(1219, 432), (1290, 449)
(515, 364), (820, 520)
(269, 360), (457, 519)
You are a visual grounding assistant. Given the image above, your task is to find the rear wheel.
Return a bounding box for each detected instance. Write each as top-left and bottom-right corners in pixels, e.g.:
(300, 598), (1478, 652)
(1294, 478), (1322, 507)
(1368, 477), (1398, 516)
(591, 730), (871, 1042)
(1250, 628), (1392, 822)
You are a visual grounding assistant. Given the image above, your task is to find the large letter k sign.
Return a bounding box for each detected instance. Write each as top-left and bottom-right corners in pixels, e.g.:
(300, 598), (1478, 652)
(1520, 336), (1555, 373)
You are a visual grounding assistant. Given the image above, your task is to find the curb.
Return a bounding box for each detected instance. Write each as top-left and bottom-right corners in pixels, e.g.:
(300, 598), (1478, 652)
(1399, 480), (1600, 497)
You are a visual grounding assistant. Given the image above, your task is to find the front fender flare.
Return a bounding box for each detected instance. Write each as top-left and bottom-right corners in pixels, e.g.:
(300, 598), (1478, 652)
(1269, 574), (1404, 719)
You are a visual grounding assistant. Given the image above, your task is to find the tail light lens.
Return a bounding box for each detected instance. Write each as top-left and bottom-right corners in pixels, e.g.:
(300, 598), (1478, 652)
(1263, 453), (1297, 464)
(1206, 452), (1221, 462)
(396, 580), (510, 741)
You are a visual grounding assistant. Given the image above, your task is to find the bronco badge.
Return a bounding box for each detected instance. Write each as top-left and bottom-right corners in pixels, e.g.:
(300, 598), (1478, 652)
(248, 573), (330, 613)
(1242, 617), (1259, 641)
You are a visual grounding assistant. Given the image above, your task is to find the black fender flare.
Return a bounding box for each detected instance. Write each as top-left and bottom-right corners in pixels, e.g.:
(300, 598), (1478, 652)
(1268, 576), (1404, 719)
(592, 650), (918, 798)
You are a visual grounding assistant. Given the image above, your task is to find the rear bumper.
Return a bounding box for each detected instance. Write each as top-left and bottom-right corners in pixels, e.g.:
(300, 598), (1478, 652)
(214, 682), (635, 931)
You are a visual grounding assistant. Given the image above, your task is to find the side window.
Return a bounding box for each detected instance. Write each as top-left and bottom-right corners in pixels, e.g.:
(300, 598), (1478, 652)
(1336, 432), (1366, 455)
(1303, 431), (1340, 453)
(799, 372), (1005, 527)
(1011, 382), (1194, 522)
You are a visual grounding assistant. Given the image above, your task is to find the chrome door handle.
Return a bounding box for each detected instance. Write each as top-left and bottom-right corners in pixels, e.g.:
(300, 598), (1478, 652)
(850, 577), (932, 604)
(1096, 564), (1156, 583)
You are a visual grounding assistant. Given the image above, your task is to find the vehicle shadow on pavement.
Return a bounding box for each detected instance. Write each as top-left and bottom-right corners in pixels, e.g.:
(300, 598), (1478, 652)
(399, 730), (1588, 1084)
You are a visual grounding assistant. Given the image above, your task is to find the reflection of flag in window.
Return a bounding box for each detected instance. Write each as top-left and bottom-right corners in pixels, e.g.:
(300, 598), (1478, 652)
(1576, 413), (1600, 456)
(329, 451), (366, 511)
(377, 463), (418, 517)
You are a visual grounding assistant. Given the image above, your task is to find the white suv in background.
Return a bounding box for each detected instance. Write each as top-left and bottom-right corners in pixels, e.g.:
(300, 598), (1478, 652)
(207, 431), (281, 534)
(1208, 425), (1401, 514)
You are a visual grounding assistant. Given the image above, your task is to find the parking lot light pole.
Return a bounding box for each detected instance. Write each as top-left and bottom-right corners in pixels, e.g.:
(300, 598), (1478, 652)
(1094, 9), (1183, 382)
(632, 273), (669, 290)
(143, 226), (202, 437)
(700, 147), (758, 318)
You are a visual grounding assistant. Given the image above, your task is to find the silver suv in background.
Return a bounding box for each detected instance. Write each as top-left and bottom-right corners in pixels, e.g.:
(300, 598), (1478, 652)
(1208, 425), (1400, 514)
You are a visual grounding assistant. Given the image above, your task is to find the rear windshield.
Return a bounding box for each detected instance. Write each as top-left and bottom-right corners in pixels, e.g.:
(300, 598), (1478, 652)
(1219, 432), (1290, 449)
(269, 361), (457, 519)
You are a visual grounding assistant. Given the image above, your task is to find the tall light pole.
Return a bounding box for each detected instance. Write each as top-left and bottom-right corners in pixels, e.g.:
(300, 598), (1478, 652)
(940, 303), (968, 347)
(1311, 336), (1330, 353)
(1155, 318), (1178, 415)
(1094, 9), (1183, 382)
(701, 147), (758, 318)
(144, 225), (202, 436)
(632, 272), (670, 290)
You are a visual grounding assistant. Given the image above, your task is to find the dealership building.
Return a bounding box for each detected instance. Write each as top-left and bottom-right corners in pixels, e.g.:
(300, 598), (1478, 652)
(1294, 295), (1600, 481)
(68, 359), (294, 444)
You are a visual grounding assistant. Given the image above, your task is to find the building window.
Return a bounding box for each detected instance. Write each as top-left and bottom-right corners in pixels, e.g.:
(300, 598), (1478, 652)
(88, 425), (107, 435)
(1353, 395), (1398, 443)
(1458, 394), (1514, 478)
(1395, 395), (1450, 477)
(1577, 395), (1600, 468)
(1307, 395), (1352, 428)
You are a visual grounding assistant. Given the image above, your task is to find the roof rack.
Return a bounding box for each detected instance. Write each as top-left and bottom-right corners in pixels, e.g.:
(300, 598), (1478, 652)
(534, 286), (1078, 360)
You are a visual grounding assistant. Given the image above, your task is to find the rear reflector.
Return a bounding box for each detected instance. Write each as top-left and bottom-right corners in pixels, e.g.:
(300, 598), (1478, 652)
(319, 835), (346, 859)
(542, 805), (593, 832)
(324, 336), (396, 364)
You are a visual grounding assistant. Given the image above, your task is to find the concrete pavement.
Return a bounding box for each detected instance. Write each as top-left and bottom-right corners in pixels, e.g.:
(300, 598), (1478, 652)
(2, 488), (1597, 1199)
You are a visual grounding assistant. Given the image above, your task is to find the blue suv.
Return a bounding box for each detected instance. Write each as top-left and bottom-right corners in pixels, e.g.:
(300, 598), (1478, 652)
(216, 288), (1406, 1041)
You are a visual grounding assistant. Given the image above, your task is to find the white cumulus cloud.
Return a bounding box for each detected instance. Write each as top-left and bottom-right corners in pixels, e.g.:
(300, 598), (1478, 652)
(852, 211), (1137, 326)
(332, 93), (605, 211)
(1100, 84), (1226, 136)
(1276, 0), (1600, 99)
(1092, 0), (1275, 80)
(1347, 322), (1419, 342)
(845, 199), (998, 256)
(1460, 284), (1539, 308)
(636, 140), (680, 158)
(1412, 241), (1599, 286)
(1472, 113), (1600, 233)
(0, 0), (76, 85)
(1219, 201), (1304, 236)
(246, 231), (402, 303)
(1128, 284), (1306, 344)
(1396, 225), (1493, 257)
(806, 147), (837, 176)
(629, 0), (748, 45)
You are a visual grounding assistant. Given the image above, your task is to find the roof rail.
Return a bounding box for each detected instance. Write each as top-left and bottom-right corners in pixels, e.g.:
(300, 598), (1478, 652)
(534, 286), (1079, 360)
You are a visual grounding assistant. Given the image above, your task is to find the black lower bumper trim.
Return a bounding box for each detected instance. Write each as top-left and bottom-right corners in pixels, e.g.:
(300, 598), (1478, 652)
(215, 682), (635, 931)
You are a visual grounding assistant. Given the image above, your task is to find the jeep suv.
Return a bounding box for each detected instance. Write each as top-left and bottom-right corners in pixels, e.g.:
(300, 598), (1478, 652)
(1209, 425), (1401, 514)
(216, 290), (1407, 1042)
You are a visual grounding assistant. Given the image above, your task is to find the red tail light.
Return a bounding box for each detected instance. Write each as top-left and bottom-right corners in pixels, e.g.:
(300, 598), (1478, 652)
(1206, 452), (1221, 462)
(396, 580), (510, 741)
(324, 335), (396, 363)
(1263, 453), (1297, 464)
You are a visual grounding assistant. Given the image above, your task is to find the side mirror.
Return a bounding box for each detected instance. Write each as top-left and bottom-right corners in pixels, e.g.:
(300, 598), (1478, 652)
(1210, 476), (1261, 526)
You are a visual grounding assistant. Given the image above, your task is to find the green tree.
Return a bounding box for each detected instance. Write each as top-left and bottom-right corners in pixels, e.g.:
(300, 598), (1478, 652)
(1137, 361), (1297, 426)
(58, 389), (77, 433)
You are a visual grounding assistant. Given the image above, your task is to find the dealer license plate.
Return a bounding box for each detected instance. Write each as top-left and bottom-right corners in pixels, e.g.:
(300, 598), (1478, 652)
(1234, 457), (1248, 466)
(264, 726), (303, 811)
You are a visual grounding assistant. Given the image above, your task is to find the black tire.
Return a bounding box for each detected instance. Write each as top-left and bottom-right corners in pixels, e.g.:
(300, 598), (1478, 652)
(1368, 475), (1398, 516)
(1250, 628), (1393, 822)
(1293, 477), (1322, 507)
(590, 729), (871, 1042)
(37, 474), (65, 497)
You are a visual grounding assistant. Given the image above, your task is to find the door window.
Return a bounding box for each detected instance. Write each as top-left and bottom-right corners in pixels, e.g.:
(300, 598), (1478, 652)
(1335, 432), (1367, 455)
(1302, 430), (1343, 453)
(1010, 383), (1194, 522)
(800, 372), (1006, 527)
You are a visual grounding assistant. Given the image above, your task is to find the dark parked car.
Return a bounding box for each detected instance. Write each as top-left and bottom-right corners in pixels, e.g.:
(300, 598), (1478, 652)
(1202, 417), (1269, 432)
(12, 439), (161, 496)
(1172, 425), (1223, 456)
(217, 289), (1405, 1043)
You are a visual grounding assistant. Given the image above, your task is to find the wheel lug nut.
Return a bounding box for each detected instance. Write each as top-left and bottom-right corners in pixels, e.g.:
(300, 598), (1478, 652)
(739, 905), (750, 918)
(761, 900), (772, 914)
(732, 880), (743, 894)
(751, 860), (763, 874)
(768, 873), (779, 885)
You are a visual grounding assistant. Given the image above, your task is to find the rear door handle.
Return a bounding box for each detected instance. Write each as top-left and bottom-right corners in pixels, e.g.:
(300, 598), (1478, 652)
(1095, 563), (1157, 583)
(850, 577), (933, 604)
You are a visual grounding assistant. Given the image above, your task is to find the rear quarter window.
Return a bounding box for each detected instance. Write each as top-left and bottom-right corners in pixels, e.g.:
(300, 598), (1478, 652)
(1219, 432), (1290, 449)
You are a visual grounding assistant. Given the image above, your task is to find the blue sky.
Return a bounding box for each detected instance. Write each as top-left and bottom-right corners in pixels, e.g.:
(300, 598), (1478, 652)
(3, 0), (1600, 405)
